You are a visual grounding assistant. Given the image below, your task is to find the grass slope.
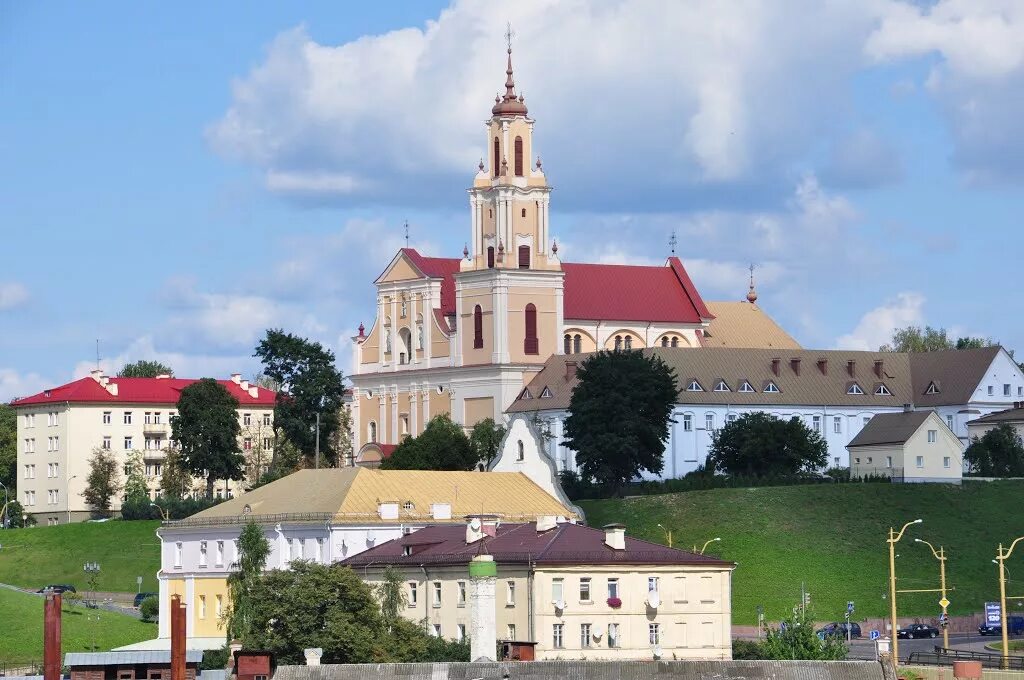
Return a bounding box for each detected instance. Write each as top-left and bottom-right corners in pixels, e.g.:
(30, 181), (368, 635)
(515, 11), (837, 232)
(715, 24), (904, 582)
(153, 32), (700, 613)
(0, 521), (161, 593)
(0, 587), (156, 663)
(579, 481), (1024, 625)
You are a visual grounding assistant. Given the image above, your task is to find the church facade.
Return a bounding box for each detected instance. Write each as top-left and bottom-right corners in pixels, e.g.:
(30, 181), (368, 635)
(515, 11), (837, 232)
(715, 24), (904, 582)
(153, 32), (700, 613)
(349, 48), (792, 462)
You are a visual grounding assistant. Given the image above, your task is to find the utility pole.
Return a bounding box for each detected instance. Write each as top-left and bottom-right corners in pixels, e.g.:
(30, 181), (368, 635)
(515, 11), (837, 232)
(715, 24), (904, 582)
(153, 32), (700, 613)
(314, 412), (320, 469)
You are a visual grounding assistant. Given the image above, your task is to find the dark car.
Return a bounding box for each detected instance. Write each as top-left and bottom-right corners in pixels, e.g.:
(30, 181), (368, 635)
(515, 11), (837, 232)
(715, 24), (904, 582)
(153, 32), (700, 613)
(979, 615), (1024, 636)
(134, 592), (158, 608)
(36, 584), (76, 594)
(897, 623), (939, 639)
(817, 622), (862, 639)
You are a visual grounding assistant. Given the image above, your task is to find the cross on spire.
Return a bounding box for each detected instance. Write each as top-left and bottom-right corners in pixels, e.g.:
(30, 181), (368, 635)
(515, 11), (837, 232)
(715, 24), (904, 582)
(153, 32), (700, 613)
(505, 22), (515, 51)
(404, 220), (410, 248)
(746, 263), (758, 303)
(669, 230), (678, 255)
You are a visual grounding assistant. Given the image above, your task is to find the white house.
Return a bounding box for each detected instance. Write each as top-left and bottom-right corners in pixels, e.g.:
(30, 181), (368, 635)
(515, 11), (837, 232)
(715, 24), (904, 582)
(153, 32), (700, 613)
(847, 410), (964, 483)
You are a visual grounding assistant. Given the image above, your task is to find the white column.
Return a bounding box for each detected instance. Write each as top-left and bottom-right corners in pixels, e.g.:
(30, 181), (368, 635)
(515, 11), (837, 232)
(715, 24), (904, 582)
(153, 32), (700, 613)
(554, 278), (565, 355)
(469, 555), (497, 662)
(184, 576), (195, 637)
(158, 576), (170, 638)
(422, 387), (430, 428)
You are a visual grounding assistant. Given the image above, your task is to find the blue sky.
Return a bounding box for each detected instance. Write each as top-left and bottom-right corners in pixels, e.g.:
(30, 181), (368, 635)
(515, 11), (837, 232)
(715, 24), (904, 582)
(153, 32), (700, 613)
(2, 1), (1023, 400)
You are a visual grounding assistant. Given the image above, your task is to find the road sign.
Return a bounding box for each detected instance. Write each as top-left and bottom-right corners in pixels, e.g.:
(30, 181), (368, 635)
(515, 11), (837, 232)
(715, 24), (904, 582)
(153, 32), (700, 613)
(869, 630), (881, 641)
(939, 612), (949, 628)
(847, 600), (855, 613)
(985, 601), (1002, 626)
(939, 597), (950, 609)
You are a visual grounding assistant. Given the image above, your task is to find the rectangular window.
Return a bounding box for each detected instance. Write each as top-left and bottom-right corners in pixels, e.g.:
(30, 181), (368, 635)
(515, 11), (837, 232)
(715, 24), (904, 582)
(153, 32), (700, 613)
(988, 386), (994, 396)
(263, 437), (273, 450)
(433, 581), (442, 607)
(927, 430), (937, 443)
(102, 436), (111, 450)
(216, 594), (223, 618)
(812, 415), (821, 432)
(53, 436), (59, 451)
(144, 412), (152, 425)
(726, 413), (737, 424)
(408, 582), (418, 606)
(682, 414), (692, 432)
(579, 577), (591, 602)
(263, 413), (272, 426)
(506, 580), (515, 606)
(580, 623), (592, 648)
(174, 542), (182, 568)
(648, 576), (660, 593)
(24, 464), (33, 479)
(507, 624), (516, 640)
(102, 411), (111, 425)
(154, 412), (161, 424)
(216, 541), (224, 567)
(608, 623), (620, 648)
(199, 595), (206, 619)
(705, 413), (714, 431)
(124, 436), (133, 450)
(243, 437), (252, 450)
(25, 414), (33, 427)
(457, 624), (466, 641)
(553, 624), (564, 649)
(316, 538), (324, 562)
(124, 411), (133, 424)
(833, 416), (842, 434)
(947, 415), (954, 430)
(649, 623), (661, 645)
(607, 578), (619, 599)
(1004, 384), (1011, 396)
(943, 456), (951, 469)
(457, 581), (466, 606)
(886, 456), (892, 468)
(199, 541), (208, 566)
(916, 455), (924, 468)
(552, 578), (564, 604)
(52, 489), (59, 504)
(244, 413), (252, 426)
(432, 624), (441, 637)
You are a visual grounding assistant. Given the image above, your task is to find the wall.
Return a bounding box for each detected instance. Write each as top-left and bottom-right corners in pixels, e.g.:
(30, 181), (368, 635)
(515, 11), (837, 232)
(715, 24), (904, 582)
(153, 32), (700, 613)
(900, 413), (964, 482)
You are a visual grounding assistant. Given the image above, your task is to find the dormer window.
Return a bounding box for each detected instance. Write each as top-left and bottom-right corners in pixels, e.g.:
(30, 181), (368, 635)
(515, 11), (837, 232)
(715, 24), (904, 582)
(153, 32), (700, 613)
(848, 383), (865, 395)
(403, 501), (415, 511)
(874, 384), (892, 396)
(519, 388), (533, 400)
(686, 380), (703, 392)
(739, 381), (756, 393)
(925, 382), (940, 395)
(764, 381), (780, 393)
(403, 546), (412, 556)
(540, 386), (553, 398)
(713, 380), (731, 392)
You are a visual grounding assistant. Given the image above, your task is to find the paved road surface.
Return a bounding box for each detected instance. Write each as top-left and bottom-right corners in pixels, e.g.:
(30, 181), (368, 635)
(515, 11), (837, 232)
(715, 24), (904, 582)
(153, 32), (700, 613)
(847, 632), (1007, 661)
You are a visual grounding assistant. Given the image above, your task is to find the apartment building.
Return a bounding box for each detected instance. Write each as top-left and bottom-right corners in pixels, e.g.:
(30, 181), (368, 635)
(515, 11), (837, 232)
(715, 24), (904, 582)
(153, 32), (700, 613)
(12, 371), (276, 524)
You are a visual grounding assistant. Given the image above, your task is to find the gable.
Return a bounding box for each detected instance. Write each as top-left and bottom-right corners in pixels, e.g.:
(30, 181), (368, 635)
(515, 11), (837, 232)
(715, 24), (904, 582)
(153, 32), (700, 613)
(376, 252), (427, 284)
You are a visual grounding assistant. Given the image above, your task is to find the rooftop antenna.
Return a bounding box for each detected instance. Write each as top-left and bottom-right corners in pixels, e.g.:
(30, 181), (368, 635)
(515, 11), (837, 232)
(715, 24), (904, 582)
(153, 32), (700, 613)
(95, 339), (101, 370)
(403, 220), (409, 248)
(669, 230), (677, 255)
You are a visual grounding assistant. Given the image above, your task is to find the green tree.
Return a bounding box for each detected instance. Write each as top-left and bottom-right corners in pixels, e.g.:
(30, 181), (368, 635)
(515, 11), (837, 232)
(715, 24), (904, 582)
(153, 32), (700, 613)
(2, 499), (32, 527)
(563, 350), (678, 494)
(0, 403), (15, 496)
(160, 448), (193, 499)
(172, 379), (244, 499)
(379, 414), (476, 470)
(227, 521), (271, 641)
(965, 424), (1024, 477)
(880, 326), (954, 353)
(375, 565), (406, 632)
(761, 609), (847, 660)
(140, 596), (159, 622)
(469, 418), (506, 468)
(708, 412), (828, 476)
(83, 447), (121, 514)
(254, 330), (347, 467)
(123, 451), (149, 504)
(117, 360), (174, 378)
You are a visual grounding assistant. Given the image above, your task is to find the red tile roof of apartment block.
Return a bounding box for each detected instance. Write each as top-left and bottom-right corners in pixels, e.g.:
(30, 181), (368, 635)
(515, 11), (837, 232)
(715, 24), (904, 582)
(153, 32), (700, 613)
(12, 375), (277, 407)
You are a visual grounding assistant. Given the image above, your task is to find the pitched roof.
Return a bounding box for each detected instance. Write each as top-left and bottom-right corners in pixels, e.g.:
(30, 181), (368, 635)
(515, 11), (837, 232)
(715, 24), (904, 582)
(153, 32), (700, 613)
(65, 651), (203, 666)
(703, 302), (801, 349)
(175, 468), (579, 525)
(341, 521), (733, 568)
(909, 347), (1002, 406)
(11, 375), (276, 407)
(846, 411), (934, 447)
(967, 405), (1024, 425)
(401, 249), (462, 317)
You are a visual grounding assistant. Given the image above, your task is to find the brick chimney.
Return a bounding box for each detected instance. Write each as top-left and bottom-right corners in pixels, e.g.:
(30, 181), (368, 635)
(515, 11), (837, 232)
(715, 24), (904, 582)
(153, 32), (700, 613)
(847, 360), (856, 377)
(771, 358), (781, 376)
(565, 361), (578, 380)
(817, 358), (828, 376)
(468, 555), (498, 662)
(790, 358), (801, 376)
(874, 359), (884, 378)
(43, 591), (61, 680)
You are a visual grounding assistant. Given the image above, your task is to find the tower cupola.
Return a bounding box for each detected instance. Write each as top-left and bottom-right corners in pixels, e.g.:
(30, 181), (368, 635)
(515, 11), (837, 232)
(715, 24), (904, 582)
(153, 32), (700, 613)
(491, 47), (528, 117)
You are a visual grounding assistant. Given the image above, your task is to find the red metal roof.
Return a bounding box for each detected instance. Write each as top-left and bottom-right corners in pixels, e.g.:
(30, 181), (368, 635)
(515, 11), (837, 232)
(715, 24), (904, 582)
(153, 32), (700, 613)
(401, 249), (462, 318)
(12, 376), (277, 407)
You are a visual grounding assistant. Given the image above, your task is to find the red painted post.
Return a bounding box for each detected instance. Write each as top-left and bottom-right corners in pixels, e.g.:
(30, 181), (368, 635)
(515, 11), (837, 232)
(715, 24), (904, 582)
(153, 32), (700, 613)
(43, 591), (62, 680)
(171, 594), (185, 680)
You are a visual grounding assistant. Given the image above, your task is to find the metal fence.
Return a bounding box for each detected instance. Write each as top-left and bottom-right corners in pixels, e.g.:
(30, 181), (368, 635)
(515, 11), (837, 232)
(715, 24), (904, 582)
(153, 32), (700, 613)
(907, 646), (1024, 671)
(851, 466), (905, 482)
(0, 659), (44, 677)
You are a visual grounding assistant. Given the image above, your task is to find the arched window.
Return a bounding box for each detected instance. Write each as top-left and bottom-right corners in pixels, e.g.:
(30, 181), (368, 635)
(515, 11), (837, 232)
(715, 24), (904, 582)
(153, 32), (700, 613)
(524, 303), (538, 354)
(564, 334), (571, 354)
(573, 334), (581, 354)
(661, 337), (669, 347)
(671, 337), (679, 347)
(517, 440), (525, 461)
(368, 421), (377, 443)
(398, 328), (412, 365)
(518, 245), (530, 269)
(473, 305), (484, 349)
(493, 137), (500, 177)
(624, 335), (633, 350)
(614, 335), (622, 351)
(487, 246), (495, 268)
(514, 136), (524, 176)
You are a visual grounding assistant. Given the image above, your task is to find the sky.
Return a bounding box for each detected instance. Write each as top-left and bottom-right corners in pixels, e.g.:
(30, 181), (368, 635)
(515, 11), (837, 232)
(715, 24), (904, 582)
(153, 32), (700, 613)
(2, 0), (1023, 401)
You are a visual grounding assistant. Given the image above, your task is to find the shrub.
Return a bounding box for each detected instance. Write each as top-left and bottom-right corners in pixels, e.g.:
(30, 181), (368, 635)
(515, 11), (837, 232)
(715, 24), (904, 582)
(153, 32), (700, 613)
(119, 496), (223, 521)
(139, 596), (159, 622)
(732, 638), (767, 660)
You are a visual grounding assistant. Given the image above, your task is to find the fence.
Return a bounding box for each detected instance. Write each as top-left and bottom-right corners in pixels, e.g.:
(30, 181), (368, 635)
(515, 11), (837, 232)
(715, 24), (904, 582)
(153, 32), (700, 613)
(0, 659), (43, 677)
(908, 646), (1024, 671)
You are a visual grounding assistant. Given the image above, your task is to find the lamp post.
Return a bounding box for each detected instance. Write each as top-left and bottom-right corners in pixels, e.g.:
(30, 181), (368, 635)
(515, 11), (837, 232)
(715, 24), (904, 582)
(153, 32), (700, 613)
(656, 524), (673, 548)
(149, 503), (169, 521)
(915, 538), (949, 648)
(695, 537), (721, 555)
(887, 518), (922, 665)
(995, 536), (1024, 670)
(83, 561), (101, 651)
(66, 475), (77, 525)
(0, 481), (8, 528)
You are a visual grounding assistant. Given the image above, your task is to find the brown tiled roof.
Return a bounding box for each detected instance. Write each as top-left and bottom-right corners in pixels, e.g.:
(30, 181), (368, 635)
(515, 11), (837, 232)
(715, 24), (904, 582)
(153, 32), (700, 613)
(703, 302), (801, 350)
(846, 411), (934, 447)
(909, 347), (1001, 407)
(967, 405), (1024, 425)
(341, 522), (733, 568)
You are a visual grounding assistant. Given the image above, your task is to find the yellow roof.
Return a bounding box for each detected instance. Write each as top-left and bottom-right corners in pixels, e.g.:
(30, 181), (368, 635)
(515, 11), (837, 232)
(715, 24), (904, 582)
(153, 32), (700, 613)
(182, 468), (578, 524)
(704, 301), (801, 350)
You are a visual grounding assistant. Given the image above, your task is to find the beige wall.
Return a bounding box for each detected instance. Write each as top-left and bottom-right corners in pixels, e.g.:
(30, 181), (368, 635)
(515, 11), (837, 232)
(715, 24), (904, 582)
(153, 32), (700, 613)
(379, 256), (422, 283)
(851, 412), (963, 482)
(562, 329), (597, 354)
(507, 286), (559, 363)
(461, 285), (494, 364)
(361, 321), (381, 365)
(968, 419), (1024, 444)
(430, 390), (452, 421)
(464, 397), (495, 428)
(603, 329), (646, 350)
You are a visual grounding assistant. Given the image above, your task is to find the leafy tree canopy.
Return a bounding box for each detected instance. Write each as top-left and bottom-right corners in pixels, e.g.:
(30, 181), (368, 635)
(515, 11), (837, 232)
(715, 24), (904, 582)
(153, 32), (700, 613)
(159, 448), (194, 500)
(965, 424), (1024, 477)
(380, 414), (477, 470)
(0, 403), (15, 494)
(172, 378), (244, 498)
(563, 350), (677, 493)
(708, 412), (828, 477)
(117, 360), (174, 378)
(83, 447), (121, 514)
(469, 418), (506, 468)
(761, 609), (847, 660)
(123, 451), (149, 504)
(254, 330), (347, 466)
(228, 521), (271, 641)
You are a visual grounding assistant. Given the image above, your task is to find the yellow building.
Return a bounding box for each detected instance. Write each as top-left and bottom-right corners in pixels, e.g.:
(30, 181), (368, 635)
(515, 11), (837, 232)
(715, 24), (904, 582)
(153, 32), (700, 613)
(345, 517), (735, 660)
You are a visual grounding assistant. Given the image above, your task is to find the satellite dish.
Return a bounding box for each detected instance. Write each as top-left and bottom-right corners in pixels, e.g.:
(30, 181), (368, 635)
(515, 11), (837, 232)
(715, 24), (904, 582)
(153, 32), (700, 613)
(592, 629), (603, 640)
(652, 645), (663, 659)
(553, 599), (565, 611)
(469, 517), (482, 531)
(648, 591), (661, 608)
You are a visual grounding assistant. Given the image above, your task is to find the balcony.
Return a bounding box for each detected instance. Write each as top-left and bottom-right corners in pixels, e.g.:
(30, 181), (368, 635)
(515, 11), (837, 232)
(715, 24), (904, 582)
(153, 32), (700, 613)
(142, 422), (168, 435)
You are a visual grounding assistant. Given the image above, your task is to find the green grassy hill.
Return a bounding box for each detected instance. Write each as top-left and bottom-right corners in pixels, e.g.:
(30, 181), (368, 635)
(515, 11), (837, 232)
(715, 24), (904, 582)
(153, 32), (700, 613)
(579, 481), (1024, 625)
(0, 587), (156, 663)
(0, 520), (161, 593)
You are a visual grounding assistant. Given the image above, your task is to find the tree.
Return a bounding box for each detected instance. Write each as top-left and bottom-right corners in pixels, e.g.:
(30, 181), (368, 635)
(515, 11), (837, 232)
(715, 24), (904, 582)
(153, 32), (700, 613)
(227, 521), (271, 641)
(761, 609), (847, 660)
(0, 403), (15, 496)
(160, 448), (194, 500)
(880, 326), (954, 353)
(172, 379), (244, 499)
(563, 350), (678, 493)
(379, 414), (477, 470)
(254, 330), (347, 467)
(123, 451), (149, 504)
(117, 360), (174, 378)
(376, 565), (406, 631)
(965, 424), (1024, 477)
(2, 499), (32, 527)
(707, 412), (828, 476)
(83, 447), (121, 514)
(469, 418), (506, 468)
(140, 596), (159, 622)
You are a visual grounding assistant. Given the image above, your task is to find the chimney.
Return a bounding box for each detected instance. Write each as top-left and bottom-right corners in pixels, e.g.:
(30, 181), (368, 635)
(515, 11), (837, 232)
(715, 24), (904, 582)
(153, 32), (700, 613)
(847, 360), (856, 377)
(565, 361), (578, 380)
(248, 386), (259, 398)
(771, 358), (781, 376)
(790, 358), (801, 376)
(303, 649), (323, 666)
(603, 523), (626, 551)
(100, 376), (109, 387)
(468, 555), (498, 662)
(171, 594), (186, 680)
(903, 404), (914, 413)
(536, 515), (557, 532)
(230, 373), (242, 384)
(107, 383), (118, 396)
(378, 502), (399, 520)
(874, 360), (884, 378)
(156, 374), (171, 380)
(43, 591), (61, 680)
(240, 379), (250, 392)
(431, 502), (452, 520)
(89, 369), (103, 383)
(466, 514), (500, 544)
(817, 358), (828, 376)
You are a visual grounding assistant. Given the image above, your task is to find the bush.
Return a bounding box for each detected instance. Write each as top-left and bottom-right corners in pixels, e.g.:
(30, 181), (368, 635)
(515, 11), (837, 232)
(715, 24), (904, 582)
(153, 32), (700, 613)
(201, 647), (230, 670)
(732, 639), (767, 659)
(119, 496), (223, 521)
(139, 596), (159, 622)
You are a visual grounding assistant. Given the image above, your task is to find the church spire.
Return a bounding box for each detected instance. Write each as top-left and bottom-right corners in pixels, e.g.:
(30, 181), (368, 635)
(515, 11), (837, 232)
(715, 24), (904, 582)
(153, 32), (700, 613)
(491, 24), (528, 117)
(746, 263), (758, 304)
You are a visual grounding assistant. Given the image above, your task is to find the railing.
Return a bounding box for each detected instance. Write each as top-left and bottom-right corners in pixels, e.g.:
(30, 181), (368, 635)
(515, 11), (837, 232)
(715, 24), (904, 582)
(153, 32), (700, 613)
(164, 510), (567, 528)
(907, 646), (1024, 670)
(851, 466), (904, 482)
(0, 659), (44, 677)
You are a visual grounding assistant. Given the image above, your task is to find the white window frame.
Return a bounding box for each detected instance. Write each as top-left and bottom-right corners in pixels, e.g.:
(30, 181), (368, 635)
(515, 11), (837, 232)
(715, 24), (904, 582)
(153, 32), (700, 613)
(553, 623), (564, 649)
(607, 578), (619, 599)
(812, 415), (821, 432)
(833, 416), (842, 434)
(916, 455), (924, 468)
(682, 414), (692, 432)
(408, 582), (418, 607)
(580, 623), (592, 648)
(649, 623), (661, 645)
(123, 411), (133, 425)
(216, 540), (224, 567)
(552, 578), (564, 604)
(433, 581), (442, 607)
(687, 380), (703, 392)
(943, 456), (951, 469)
(457, 581), (466, 606)
(927, 430), (937, 443)
(848, 383), (864, 395)
(764, 382), (780, 393)
(579, 577), (592, 602)
(705, 413), (715, 431)
(506, 580), (516, 606)
(713, 380), (730, 392)
(608, 622), (620, 648)
(739, 381), (755, 393)
(199, 541), (208, 567)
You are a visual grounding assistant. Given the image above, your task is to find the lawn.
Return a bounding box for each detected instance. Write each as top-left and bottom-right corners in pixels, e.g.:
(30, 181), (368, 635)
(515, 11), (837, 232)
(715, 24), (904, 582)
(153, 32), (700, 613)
(0, 587), (156, 664)
(579, 481), (1024, 625)
(0, 520), (161, 593)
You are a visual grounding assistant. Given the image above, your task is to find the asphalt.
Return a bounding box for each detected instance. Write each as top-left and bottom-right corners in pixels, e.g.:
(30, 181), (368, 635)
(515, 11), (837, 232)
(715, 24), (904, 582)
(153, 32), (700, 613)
(847, 632), (1023, 661)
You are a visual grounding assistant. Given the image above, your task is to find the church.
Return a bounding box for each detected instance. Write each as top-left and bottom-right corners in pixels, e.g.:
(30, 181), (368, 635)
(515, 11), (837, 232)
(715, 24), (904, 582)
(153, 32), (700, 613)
(350, 46), (797, 464)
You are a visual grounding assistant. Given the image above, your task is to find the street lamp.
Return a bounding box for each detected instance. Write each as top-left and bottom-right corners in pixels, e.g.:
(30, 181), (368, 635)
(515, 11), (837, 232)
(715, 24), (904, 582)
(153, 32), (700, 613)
(656, 524), (673, 548)
(887, 518), (922, 665)
(695, 537), (721, 555)
(995, 536), (1024, 670)
(149, 503), (169, 521)
(915, 538), (950, 649)
(66, 475), (78, 525)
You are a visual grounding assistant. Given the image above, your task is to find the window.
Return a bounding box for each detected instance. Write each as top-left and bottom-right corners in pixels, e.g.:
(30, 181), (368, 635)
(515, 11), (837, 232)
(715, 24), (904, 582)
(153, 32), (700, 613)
(48, 412), (58, 426)
(216, 541), (224, 566)
(408, 582), (418, 606)
(705, 413), (715, 431)
(144, 411), (152, 425)
(49, 463), (58, 478)
(400, 415), (409, 436)
(243, 437), (252, 450)
(540, 386), (553, 398)
(926, 382), (940, 395)
(524, 304), (538, 354)
(764, 381), (780, 393)
(457, 581), (466, 606)
(487, 246), (495, 268)
(215, 594), (223, 618)
(263, 437), (273, 450)
(564, 334), (571, 354)
(671, 337), (679, 347)
(928, 429), (937, 443)
(739, 381), (755, 393)
(102, 411), (111, 425)
(473, 305), (483, 349)
(517, 440), (524, 461)
(552, 578), (564, 604)
(1004, 384), (1011, 396)
(199, 541), (208, 567)
(24, 464), (34, 479)
(834, 457), (840, 466)
(944, 456), (951, 469)
(614, 335), (622, 351)
(682, 414), (693, 432)
(573, 334), (581, 353)
(199, 595), (206, 619)
(50, 489), (59, 505)
(553, 623), (564, 648)
(24, 438), (34, 453)
(812, 415), (821, 432)
(661, 336), (669, 347)
(433, 581), (442, 607)
(580, 623), (592, 648)
(886, 456), (892, 468)
(833, 416), (842, 434)
(916, 455), (924, 468)
(124, 436), (133, 450)
(508, 623), (517, 640)
(243, 413), (252, 426)
(514, 136), (524, 176)
(263, 413), (272, 426)
(25, 413), (34, 427)
(649, 623), (661, 645)
(988, 385), (994, 396)
(493, 137), (500, 176)
(847, 383), (864, 395)
(1019, 386), (1023, 397)
(607, 578), (619, 599)
(624, 335), (633, 350)
(457, 624), (466, 641)
(608, 623), (620, 648)
(875, 384), (892, 396)
(53, 436), (59, 451)
(579, 577), (591, 602)
(713, 380), (730, 392)
(174, 542), (182, 568)
(648, 576), (660, 593)
(946, 415), (954, 430)
(518, 245), (530, 269)
(521, 208), (527, 217)
(687, 380), (703, 392)
(368, 421), (377, 443)
(123, 411), (132, 424)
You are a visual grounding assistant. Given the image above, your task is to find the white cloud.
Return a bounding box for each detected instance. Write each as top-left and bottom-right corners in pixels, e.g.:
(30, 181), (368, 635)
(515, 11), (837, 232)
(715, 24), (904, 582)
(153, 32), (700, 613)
(834, 292), (926, 351)
(0, 368), (51, 403)
(0, 282), (29, 310)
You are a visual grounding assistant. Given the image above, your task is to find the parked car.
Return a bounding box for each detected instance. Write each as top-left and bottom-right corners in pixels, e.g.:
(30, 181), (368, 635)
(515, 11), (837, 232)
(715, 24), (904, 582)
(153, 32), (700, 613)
(134, 592), (158, 608)
(897, 623), (939, 639)
(817, 622), (862, 639)
(979, 615), (1024, 636)
(36, 584), (76, 594)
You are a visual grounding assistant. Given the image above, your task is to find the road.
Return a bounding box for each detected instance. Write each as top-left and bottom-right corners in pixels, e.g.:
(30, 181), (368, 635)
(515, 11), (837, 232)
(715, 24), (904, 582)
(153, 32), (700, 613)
(847, 632), (1003, 661)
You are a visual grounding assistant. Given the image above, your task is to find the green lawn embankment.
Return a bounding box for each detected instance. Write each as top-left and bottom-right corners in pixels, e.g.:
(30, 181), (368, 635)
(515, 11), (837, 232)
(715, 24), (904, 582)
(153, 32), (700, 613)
(0, 587), (156, 663)
(579, 481), (1024, 625)
(0, 520), (161, 593)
